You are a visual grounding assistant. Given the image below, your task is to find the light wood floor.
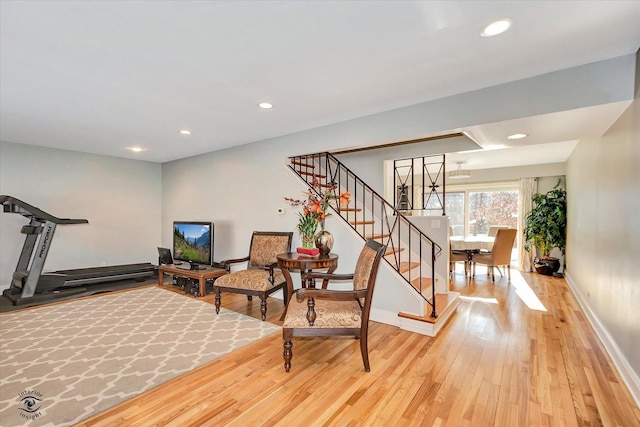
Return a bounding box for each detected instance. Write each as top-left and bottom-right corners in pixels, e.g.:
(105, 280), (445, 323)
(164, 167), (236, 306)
(78, 269), (640, 426)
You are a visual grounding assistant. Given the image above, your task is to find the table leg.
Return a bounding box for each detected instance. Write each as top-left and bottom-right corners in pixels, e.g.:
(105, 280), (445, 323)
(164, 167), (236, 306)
(158, 269), (164, 286)
(279, 267), (294, 321)
(199, 278), (205, 297)
(322, 264), (337, 289)
(304, 268), (315, 288)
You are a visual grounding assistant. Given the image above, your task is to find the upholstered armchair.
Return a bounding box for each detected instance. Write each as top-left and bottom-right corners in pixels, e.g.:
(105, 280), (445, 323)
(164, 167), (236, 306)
(282, 239), (386, 372)
(214, 231), (292, 321)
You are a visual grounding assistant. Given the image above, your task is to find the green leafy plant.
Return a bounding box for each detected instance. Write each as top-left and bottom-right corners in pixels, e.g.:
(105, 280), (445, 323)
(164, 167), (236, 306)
(523, 182), (566, 258)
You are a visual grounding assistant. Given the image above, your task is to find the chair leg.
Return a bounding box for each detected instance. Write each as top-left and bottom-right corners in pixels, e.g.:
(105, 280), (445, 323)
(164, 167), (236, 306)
(360, 333), (370, 372)
(491, 266), (495, 282)
(214, 290), (221, 314)
(507, 265), (511, 282)
(260, 296), (267, 321)
(283, 329), (293, 372)
(283, 340), (292, 372)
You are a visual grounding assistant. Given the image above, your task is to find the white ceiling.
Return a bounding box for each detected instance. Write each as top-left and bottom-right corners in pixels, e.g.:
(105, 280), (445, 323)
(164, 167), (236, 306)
(1, 1), (639, 166)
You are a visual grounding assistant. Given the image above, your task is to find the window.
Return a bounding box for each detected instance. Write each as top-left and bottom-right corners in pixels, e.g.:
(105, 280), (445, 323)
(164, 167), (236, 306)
(445, 182), (518, 237)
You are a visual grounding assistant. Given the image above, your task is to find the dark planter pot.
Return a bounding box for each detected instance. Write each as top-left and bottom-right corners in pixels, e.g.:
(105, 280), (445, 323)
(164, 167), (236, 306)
(534, 256), (560, 276)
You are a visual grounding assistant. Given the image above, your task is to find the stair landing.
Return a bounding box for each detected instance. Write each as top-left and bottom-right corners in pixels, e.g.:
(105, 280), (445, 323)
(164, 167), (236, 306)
(397, 292), (460, 336)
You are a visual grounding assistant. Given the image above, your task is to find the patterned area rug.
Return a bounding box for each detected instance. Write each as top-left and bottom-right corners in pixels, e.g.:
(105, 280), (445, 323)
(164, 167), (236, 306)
(0, 287), (280, 426)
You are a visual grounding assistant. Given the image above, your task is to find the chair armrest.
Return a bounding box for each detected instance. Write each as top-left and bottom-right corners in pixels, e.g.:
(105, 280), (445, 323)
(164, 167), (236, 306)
(219, 256), (250, 272)
(304, 272), (354, 281)
(303, 272), (354, 289)
(262, 262), (280, 283)
(296, 288), (366, 302)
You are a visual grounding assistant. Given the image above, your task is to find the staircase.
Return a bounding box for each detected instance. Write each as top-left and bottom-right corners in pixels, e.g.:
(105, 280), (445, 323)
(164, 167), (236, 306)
(287, 152), (459, 335)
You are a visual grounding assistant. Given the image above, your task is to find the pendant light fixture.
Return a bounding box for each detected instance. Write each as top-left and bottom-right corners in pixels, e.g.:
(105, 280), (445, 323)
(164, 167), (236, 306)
(448, 162), (471, 180)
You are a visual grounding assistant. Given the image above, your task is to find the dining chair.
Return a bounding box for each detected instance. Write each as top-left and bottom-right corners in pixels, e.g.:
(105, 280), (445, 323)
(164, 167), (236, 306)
(482, 226), (509, 257)
(471, 228), (517, 282)
(213, 231), (293, 320)
(282, 239), (386, 372)
(487, 225), (509, 237)
(449, 244), (469, 278)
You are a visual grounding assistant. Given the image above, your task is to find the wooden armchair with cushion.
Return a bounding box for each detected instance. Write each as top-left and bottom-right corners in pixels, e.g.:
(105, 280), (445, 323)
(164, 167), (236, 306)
(214, 231), (293, 321)
(471, 228), (517, 282)
(282, 239), (386, 372)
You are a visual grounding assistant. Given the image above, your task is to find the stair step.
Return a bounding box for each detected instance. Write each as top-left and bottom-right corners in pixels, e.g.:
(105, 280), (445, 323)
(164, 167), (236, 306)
(399, 261), (420, 273)
(350, 220), (375, 226)
(410, 276), (434, 291)
(365, 233), (389, 240)
(315, 182), (335, 188)
(297, 170), (326, 178)
(291, 160), (315, 168)
(339, 207), (362, 212)
(398, 293), (458, 324)
(384, 247), (404, 256)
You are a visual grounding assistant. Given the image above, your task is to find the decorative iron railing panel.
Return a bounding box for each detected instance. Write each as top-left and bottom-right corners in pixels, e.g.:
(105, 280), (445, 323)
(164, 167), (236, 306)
(393, 154), (447, 216)
(288, 152), (443, 318)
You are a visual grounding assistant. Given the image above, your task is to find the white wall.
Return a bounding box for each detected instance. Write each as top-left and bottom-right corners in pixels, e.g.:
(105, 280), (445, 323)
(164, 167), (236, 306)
(565, 50), (640, 403)
(0, 141), (161, 289)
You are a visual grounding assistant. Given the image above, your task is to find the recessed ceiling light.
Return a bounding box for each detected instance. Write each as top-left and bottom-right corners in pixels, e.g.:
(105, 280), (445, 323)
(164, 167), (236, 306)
(127, 146), (145, 152)
(507, 133), (528, 140)
(481, 19), (511, 37)
(258, 102), (274, 109)
(179, 129), (192, 135)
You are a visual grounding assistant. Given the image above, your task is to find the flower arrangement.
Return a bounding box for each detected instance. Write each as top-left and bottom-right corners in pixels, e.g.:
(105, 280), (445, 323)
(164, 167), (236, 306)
(284, 179), (350, 249)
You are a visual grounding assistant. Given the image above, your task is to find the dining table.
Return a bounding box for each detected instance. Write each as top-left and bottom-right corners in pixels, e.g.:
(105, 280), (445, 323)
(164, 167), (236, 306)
(450, 235), (495, 272)
(449, 235), (495, 252)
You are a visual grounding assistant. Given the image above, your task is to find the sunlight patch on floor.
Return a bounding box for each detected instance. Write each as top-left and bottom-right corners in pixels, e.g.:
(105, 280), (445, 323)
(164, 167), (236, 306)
(459, 295), (499, 304)
(510, 270), (547, 311)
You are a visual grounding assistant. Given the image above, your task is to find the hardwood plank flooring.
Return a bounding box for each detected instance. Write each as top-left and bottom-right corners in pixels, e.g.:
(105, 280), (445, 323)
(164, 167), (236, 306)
(77, 269), (639, 426)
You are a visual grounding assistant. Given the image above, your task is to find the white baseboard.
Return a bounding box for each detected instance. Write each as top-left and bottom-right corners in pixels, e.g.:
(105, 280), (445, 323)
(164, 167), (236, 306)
(564, 271), (640, 408)
(370, 308), (401, 327)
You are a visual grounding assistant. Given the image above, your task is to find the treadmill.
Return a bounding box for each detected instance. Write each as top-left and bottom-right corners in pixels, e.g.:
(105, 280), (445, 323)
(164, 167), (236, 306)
(1, 195), (156, 305)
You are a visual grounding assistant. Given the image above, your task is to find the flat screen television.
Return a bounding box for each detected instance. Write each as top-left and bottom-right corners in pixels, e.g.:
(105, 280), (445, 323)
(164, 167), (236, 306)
(173, 221), (213, 266)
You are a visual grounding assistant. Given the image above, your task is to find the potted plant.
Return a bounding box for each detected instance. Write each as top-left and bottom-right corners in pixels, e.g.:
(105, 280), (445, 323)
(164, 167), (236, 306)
(523, 182), (566, 275)
(284, 179), (350, 255)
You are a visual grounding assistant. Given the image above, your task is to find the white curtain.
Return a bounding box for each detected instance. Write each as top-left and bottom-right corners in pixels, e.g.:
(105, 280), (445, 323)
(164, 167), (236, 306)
(518, 177), (537, 272)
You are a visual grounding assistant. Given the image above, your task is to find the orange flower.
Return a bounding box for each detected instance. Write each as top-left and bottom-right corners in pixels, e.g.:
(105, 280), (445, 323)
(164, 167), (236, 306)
(309, 199), (323, 214)
(339, 191), (351, 208)
(285, 183), (351, 236)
